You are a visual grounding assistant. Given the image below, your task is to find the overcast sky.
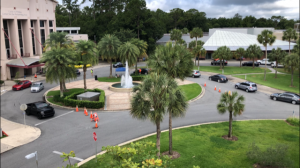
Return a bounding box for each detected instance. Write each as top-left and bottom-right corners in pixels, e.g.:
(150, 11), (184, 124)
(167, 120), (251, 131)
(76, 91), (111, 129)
(57, 0), (299, 20)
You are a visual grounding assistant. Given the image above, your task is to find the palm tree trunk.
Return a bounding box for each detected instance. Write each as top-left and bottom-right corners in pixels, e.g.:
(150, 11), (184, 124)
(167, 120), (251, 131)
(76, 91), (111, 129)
(264, 47), (267, 81)
(69, 13), (71, 26)
(135, 59), (138, 75)
(275, 59), (278, 78)
(169, 111), (173, 155)
(291, 67), (294, 87)
(194, 56), (196, 66)
(60, 81), (63, 98)
(83, 66), (87, 91)
(63, 79), (67, 91)
(252, 58), (254, 69)
(198, 54), (200, 66)
(156, 121), (161, 157)
(228, 111), (233, 138)
(109, 59), (112, 77)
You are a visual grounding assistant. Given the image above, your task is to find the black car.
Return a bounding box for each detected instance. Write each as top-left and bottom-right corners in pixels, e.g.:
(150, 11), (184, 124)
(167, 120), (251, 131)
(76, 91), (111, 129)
(270, 92), (300, 105)
(208, 74), (228, 83)
(25, 102), (55, 119)
(113, 62), (126, 68)
(211, 60), (228, 65)
(242, 61), (259, 67)
(75, 69), (81, 75)
(131, 68), (149, 75)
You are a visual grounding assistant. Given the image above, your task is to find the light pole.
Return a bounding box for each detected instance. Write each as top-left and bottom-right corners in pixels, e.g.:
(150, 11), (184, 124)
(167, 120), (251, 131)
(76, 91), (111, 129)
(20, 104), (27, 126)
(25, 151), (38, 168)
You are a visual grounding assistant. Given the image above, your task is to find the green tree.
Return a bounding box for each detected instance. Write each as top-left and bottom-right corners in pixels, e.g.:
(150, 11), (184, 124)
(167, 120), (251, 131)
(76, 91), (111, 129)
(130, 38), (148, 75)
(235, 48), (245, 67)
(212, 46), (232, 70)
(148, 42), (193, 155)
(118, 42), (140, 68)
(268, 48), (287, 78)
(170, 29), (182, 45)
(292, 39), (300, 53)
(130, 73), (180, 157)
(217, 91), (245, 138)
(40, 44), (77, 97)
(98, 34), (121, 77)
(199, 48), (207, 67)
(192, 46), (202, 67)
(188, 40), (204, 49)
(113, 29), (137, 43)
(284, 53), (299, 87)
(189, 27), (203, 48)
(282, 28), (298, 54)
(257, 29), (276, 80)
(76, 40), (98, 90)
(245, 44), (263, 69)
(181, 27), (189, 34)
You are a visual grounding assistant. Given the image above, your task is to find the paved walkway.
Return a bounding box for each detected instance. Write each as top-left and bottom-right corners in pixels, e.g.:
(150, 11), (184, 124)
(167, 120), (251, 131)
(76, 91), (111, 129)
(49, 78), (195, 111)
(0, 117), (41, 153)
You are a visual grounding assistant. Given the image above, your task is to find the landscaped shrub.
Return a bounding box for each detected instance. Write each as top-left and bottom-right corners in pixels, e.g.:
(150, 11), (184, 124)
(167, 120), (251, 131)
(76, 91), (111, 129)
(131, 75), (145, 81)
(0, 80), (4, 85)
(286, 117), (300, 126)
(247, 142), (293, 167)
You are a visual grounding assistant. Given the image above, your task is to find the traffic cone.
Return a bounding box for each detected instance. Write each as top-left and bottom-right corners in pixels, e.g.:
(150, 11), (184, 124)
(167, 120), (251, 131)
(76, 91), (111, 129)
(204, 82), (206, 87)
(76, 105), (79, 112)
(219, 88), (221, 93)
(214, 86), (217, 91)
(90, 112), (93, 121)
(85, 109), (88, 116)
(94, 121), (98, 128)
(34, 73), (37, 78)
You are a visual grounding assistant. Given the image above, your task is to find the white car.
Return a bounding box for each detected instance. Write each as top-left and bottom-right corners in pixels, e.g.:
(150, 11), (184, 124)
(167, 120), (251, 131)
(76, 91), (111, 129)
(271, 63), (284, 68)
(191, 70), (201, 78)
(31, 82), (44, 93)
(257, 59), (275, 65)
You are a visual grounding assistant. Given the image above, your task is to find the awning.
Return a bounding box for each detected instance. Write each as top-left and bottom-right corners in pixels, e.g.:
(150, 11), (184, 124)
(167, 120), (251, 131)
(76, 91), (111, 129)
(6, 58), (45, 68)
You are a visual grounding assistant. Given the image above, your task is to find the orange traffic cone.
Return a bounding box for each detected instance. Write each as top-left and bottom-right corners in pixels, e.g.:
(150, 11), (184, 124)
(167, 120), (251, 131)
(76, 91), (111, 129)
(85, 109), (88, 116)
(34, 73), (37, 78)
(90, 112), (93, 121)
(76, 105), (79, 112)
(94, 121), (98, 128)
(219, 88), (221, 93)
(204, 82), (206, 87)
(214, 86), (217, 91)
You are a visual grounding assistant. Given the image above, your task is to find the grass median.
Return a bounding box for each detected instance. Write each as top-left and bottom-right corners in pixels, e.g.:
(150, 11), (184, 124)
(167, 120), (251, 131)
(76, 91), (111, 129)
(80, 120), (299, 168)
(194, 66), (271, 75)
(234, 73), (300, 93)
(179, 83), (202, 101)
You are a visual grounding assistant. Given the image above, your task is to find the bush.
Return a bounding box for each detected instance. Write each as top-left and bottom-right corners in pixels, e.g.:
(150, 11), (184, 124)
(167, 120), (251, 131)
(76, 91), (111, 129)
(52, 89), (105, 109)
(286, 117), (300, 126)
(0, 80), (4, 85)
(247, 142), (293, 167)
(131, 75), (145, 81)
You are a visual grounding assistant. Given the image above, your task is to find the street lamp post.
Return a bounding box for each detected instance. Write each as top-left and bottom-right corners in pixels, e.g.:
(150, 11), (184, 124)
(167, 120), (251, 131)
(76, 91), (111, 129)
(20, 104), (28, 126)
(25, 151), (38, 168)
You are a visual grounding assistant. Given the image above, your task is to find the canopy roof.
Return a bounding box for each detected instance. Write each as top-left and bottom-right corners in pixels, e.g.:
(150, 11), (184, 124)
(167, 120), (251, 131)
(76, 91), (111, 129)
(6, 58), (44, 68)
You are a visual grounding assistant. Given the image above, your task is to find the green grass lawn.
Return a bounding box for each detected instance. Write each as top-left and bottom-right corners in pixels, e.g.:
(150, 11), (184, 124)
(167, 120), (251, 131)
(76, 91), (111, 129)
(80, 120), (299, 168)
(194, 66), (271, 75)
(97, 77), (121, 82)
(179, 83), (202, 101)
(46, 88), (85, 97)
(275, 68), (300, 76)
(234, 74), (300, 93)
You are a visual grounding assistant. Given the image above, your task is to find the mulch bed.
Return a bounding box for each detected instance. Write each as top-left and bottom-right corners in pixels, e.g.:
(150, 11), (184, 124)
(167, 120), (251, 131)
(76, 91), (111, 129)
(222, 135), (238, 141)
(161, 151), (180, 159)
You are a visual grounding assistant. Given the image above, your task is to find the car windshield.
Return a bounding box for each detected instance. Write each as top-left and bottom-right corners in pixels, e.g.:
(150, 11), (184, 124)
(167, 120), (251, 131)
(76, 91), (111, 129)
(196, 71), (200, 73)
(17, 82), (24, 85)
(32, 84), (40, 87)
(219, 75), (226, 78)
(36, 103), (49, 108)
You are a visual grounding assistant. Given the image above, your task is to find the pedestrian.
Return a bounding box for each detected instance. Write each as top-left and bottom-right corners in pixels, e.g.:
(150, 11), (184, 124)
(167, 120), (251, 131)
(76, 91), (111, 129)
(91, 69), (93, 76)
(139, 69), (141, 74)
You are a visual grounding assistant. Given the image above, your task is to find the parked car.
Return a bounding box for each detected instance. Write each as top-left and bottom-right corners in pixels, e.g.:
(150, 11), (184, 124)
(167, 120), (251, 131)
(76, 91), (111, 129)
(257, 59), (275, 65)
(25, 101), (55, 119)
(12, 80), (32, 91)
(242, 61), (259, 67)
(131, 68), (149, 75)
(75, 69), (81, 75)
(270, 92), (300, 105)
(208, 74), (228, 83)
(113, 62), (126, 68)
(211, 60), (228, 65)
(31, 82), (44, 93)
(271, 63), (284, 68)
(190, 70), (201, 78)
(236, 57), (245, 61)
(235, 81), (257, 92)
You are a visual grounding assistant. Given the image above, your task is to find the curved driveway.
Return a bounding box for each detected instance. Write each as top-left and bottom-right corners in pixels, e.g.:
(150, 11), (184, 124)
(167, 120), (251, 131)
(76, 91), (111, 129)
(1, 65), (299, 168)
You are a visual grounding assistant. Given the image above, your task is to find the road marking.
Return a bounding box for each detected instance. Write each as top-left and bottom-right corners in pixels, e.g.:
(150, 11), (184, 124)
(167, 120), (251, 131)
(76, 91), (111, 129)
(53, 151), (84, 162)
(34, 111), (74, 126)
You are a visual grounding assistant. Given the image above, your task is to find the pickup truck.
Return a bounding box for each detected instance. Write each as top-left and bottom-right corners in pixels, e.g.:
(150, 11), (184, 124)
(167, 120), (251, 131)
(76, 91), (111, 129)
(257, 59), (276, 65)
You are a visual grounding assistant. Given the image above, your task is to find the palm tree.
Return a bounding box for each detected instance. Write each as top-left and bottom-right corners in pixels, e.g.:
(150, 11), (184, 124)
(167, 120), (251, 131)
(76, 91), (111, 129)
(212, 46), (232, 70)
(268, 48), (287, 78)
(130, 38), (148, 75)
(76, 40), (98, 90)
(235, 48), (245, 67)
(148, 42), (193, 155)
(170, 29), (182, 45)
(188, 40), (204, 49)
(98, 34), (121, 77)
(118, 42), (140, 68)
(282, 28), (298, 54)
(284, 53), (299, 87)
(217, 91), (245, 138)
(130, 73), (180, 157)
(40, 44), (77, 97)
(257, 30), (276, 80)
(292, 39), (300, 53)
(181, 28), (189, 34)
(245, 44), (263, 69)
(192, 46), (201, 66)
(199, 48), (207, 68)
(189, 27), (203, 47)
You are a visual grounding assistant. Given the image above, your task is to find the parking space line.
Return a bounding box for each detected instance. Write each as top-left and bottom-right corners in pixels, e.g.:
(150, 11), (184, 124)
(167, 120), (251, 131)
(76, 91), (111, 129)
(53, 151), (84, 161)
(34, 111), (74, 126)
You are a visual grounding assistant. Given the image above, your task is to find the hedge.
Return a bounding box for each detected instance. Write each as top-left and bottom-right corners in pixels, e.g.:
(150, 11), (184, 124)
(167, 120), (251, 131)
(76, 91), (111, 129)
(52, 88), (105, 109)
(131, 75), (145, 81)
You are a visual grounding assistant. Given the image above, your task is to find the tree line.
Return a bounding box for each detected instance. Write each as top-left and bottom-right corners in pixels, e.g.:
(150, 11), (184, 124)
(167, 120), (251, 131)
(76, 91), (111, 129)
(56, 0), (299, 54)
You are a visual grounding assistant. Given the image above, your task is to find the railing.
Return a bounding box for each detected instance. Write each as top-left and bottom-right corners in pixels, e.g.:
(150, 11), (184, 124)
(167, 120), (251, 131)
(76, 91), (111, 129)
(7, 54), (18, 59)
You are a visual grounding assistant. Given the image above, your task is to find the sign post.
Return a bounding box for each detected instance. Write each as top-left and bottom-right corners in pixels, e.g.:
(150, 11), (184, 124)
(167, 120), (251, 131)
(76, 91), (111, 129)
(20, 104), (28, 126)
(93, 132), (97, 163)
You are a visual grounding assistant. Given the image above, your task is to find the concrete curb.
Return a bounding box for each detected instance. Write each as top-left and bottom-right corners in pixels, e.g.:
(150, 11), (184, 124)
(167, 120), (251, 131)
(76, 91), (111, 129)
(77, 119), (285, 166)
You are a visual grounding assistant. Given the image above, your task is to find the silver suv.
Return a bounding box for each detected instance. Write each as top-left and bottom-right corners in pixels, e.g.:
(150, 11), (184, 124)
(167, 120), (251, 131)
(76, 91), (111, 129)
(235, 81), (257, 92)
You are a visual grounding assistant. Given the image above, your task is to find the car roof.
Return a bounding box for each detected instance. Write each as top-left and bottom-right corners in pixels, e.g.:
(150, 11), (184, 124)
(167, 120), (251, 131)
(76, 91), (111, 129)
(243, 81), (256, 84)
(284, 92), (300, 96)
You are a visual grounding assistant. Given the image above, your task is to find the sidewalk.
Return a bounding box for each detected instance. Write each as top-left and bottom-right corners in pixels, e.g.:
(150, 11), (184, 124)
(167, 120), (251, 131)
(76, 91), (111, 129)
(0, 117), (41, 153)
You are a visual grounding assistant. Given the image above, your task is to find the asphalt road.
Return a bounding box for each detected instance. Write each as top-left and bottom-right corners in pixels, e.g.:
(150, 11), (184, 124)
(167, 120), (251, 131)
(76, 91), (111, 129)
(1, 64), (298, 168)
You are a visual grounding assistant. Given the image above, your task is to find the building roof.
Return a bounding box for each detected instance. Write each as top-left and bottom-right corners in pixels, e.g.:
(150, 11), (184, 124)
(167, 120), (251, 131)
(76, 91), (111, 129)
(203, 30), (296, 51)
(7, 58), (40, 67)
(156, 34), (210, 44)
(56, 27), (80, 31)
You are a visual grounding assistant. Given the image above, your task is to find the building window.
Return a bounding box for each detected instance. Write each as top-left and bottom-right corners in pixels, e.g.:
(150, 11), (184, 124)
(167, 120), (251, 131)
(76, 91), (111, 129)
(40, 29), (45, 52)
(31, 20), (34, 27)
(64, 30), (69, 33)
(3, 20), (11, 58)
(40, 20), (44, 27)
(49, 20), (53, 27)
(18, 20), (24, 56)
(32, 29), (36, 55)
(71, 30), (77, 34)
(50, 29), (53, 33)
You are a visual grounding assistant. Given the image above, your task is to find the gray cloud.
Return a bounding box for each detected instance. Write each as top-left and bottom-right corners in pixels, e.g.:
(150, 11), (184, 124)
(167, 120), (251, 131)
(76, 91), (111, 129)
(211, 0), (278, 6)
